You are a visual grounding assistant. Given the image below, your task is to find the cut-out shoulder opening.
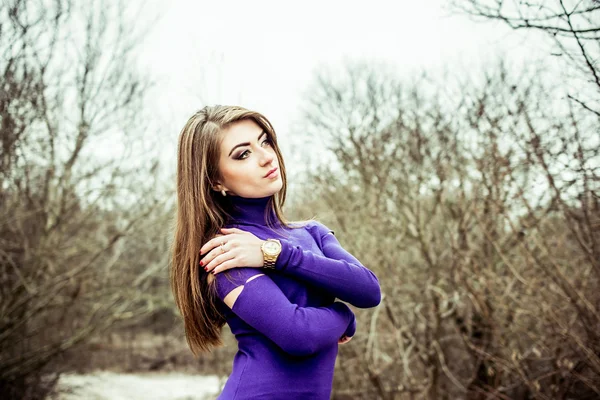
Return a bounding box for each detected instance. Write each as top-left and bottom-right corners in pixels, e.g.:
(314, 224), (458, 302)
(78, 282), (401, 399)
(222, 273), (265, 309)
(224, 286), (244, 309)
(246, 273), (264, 283)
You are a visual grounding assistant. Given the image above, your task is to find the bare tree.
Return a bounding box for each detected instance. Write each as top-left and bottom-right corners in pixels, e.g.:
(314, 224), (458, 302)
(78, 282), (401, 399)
(294, 59), (599, 399)
(450, 0), (600, 115)
(294, 62), (465, 399)
(0, 0), (169, 398)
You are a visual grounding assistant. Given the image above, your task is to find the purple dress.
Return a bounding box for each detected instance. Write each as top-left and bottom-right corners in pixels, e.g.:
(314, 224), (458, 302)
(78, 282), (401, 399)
(212, 195), (381, 399)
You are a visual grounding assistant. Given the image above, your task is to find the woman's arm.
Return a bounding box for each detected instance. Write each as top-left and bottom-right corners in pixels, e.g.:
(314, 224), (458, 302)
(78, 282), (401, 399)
(200, 223), (380, 308)
(212, 267), (356, 357)
(273, 222), (381, 308)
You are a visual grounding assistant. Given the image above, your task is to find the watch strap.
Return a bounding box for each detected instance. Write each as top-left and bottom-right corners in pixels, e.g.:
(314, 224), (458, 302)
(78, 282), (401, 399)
(262, 239), (281, 269)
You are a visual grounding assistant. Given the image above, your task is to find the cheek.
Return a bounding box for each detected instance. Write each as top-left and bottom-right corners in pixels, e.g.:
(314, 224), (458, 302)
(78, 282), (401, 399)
(221, 163), (254, 186)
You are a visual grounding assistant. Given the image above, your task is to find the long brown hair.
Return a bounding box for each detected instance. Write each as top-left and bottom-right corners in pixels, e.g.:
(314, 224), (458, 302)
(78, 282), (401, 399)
(170, 105), (293, 356)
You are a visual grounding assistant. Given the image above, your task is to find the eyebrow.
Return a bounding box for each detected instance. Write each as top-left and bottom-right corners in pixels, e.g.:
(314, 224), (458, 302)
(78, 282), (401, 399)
(228, 131), (267, 157)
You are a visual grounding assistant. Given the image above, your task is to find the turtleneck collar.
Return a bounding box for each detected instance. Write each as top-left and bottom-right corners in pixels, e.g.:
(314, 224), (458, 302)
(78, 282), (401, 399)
(223, 195), (280, 226)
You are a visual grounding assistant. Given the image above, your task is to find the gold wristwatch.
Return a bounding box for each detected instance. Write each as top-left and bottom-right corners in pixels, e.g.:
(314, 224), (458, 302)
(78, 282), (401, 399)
(261, 239), (282, 269)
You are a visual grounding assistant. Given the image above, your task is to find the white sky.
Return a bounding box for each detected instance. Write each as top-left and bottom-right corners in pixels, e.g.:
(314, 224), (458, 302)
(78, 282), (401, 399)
(136, 0), (554, 173)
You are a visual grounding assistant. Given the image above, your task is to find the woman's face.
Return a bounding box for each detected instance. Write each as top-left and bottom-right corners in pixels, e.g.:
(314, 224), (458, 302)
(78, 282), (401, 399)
(215, 119), (283, 198)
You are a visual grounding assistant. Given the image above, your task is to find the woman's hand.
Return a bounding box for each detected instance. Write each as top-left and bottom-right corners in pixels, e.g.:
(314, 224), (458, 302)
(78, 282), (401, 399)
(338, 335), (352, 344)
(199, 228), (265, 274)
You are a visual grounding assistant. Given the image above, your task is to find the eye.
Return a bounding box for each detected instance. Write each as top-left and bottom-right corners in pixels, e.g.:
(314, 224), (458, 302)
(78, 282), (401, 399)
(237, 150), (250, 160)
(235, 138), (272, 160)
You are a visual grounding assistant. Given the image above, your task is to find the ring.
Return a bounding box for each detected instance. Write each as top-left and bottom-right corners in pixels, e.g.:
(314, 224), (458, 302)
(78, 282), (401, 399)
(220, 241), (226, 253)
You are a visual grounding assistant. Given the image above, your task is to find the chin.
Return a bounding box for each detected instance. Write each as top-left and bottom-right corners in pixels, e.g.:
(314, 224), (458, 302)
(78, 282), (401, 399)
(266, 183), (283, 198)
(236, 186), (282, 199)
(273, 179), (284, 192)
(235, 178), (283, 198)
(266, 188), (282, 197)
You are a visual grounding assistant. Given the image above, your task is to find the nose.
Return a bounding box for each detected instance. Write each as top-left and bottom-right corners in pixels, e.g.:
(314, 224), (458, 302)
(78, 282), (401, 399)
(258, 146), (275, 166)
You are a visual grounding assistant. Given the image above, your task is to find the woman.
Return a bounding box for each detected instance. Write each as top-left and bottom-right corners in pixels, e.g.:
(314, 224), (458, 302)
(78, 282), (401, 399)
(170, 105), (381, 399)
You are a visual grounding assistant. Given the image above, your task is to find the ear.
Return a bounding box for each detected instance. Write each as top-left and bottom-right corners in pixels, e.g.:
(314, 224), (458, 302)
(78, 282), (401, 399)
(212, 183), (229, 192)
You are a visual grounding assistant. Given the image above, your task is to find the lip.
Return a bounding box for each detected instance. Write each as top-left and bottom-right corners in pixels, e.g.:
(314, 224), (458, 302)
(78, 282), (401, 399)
(264, 167), (278, 178)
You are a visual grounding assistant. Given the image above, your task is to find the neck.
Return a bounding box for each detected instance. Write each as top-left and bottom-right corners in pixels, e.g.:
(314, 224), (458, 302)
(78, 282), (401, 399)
(223, 195), (279, 226)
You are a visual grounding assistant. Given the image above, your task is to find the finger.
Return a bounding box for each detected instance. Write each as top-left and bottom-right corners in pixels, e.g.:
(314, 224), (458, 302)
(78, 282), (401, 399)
(202, 238), (234, 267)
(205, 251), (235, 273)
(200, 234), (225, 255)
(200, 240), (216, 256)
(200, 247), (221, 267)
(220, 227), (244, 234)
(338, 335), (352, 344)
(212, 258), (238, 275)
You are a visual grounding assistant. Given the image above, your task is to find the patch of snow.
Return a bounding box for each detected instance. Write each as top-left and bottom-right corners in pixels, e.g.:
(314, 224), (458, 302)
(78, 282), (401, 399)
(56, 372), (221, 400)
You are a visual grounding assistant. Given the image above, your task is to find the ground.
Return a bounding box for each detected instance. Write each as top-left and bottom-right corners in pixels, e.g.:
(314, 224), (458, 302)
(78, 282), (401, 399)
(55, 372), (222, 400)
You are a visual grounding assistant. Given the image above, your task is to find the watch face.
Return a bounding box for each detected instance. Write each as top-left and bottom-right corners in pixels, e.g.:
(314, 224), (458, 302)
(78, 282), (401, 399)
(264, 241), (280, 255)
